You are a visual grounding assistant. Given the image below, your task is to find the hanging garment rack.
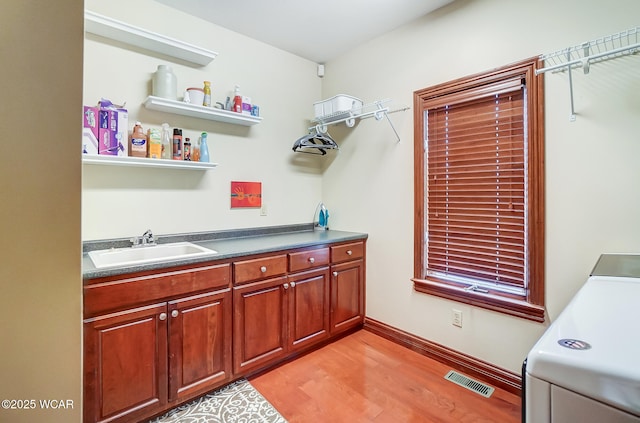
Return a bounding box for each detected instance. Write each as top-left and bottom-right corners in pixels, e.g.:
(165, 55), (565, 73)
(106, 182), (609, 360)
(310, 99), (409, 143)
(535, 27), (640, 121)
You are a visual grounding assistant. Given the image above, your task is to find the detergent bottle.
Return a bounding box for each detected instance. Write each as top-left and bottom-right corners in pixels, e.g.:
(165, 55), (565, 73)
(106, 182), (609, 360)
(199, 132), (210, 162)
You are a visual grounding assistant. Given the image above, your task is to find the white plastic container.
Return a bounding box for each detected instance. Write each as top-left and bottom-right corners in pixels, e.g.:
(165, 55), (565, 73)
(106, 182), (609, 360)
(313, 94), (363, 119)
(152, 65), (177, 100)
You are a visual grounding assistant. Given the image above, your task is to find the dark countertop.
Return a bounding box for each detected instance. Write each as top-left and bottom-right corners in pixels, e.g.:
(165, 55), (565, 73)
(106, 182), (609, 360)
(83, 224), (368, 280)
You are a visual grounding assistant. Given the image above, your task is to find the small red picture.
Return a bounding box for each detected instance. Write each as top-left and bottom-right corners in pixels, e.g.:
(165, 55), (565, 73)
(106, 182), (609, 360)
(230, 181), (262, 208)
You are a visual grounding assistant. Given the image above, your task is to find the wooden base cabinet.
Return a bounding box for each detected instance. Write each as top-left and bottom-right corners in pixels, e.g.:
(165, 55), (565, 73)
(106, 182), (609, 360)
(84, 303), (168, 423)
(233, 248), (332, 376)
(83, 239), (365, 422)
(233, 276), (289, 375)
(168, 290), (232, 402)
(288, 267), (331, 351)
(83, 264), (232, 423)
(330, 242), (365, 335)
(233, 269), (331, 376)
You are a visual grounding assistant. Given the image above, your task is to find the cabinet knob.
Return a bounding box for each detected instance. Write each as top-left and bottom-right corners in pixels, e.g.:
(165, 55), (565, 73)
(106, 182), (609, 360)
(283, 283), (289, 290)
(346, 250), (353, 256)
(171, 310), (179, 318)
(159, 312), (167, 321)
(260, 266), (267, 273)
(333, 271), (338, 277)
(308, 257), (315, 264)
(290, 281), (296, 288)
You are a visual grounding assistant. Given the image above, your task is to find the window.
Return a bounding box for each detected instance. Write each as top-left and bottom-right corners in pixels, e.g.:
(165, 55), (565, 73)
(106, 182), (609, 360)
(413, 58), (545, 322)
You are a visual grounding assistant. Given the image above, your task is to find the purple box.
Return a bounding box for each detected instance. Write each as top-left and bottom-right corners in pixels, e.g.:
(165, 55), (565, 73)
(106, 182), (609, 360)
(98, 101), (128, 156)
(83, 106), (99, 155)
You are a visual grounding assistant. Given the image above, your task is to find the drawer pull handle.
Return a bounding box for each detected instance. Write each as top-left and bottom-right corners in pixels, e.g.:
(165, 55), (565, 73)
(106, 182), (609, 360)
(346, 250), (353, 256)
(159, 313), (167, 321)
(260, 266), (267, 273)
(333, 271), (338, 277)
(308, 257), (315, 264)
(290, 281), (296, 288)
(171, 310), (179, 318)
(283, 283), (289, 290)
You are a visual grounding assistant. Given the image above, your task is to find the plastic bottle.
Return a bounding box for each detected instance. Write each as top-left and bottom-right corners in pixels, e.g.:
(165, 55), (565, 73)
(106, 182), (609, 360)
(130, 121), (147, 157)
(172, 128), (182, 160)
(233, 85), (242, 113)
(203, 81), (212, 107)
(148, 128), (162, 159)
(192, 138), (200, 162)
(199, 132), (210, 162)
(160, 123), (171, 159)
(183, 137), (191, 161)
(152, 65), (177, 100)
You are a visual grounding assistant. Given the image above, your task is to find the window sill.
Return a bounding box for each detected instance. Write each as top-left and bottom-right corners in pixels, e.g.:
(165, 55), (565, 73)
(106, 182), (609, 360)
(412, 278), (545, 322)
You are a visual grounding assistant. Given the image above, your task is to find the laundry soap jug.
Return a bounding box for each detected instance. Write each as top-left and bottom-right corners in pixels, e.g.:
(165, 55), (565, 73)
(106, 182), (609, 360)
(152, 65), (177, 100)
(130, 121), (147, 157)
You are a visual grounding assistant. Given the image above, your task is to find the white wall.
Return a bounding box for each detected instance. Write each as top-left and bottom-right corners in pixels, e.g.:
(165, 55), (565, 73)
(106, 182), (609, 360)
(83, 0), (324, 240)
(321, 0), (640, 373)
(81, 0), (640, 376)
(0, 1), (82, 422)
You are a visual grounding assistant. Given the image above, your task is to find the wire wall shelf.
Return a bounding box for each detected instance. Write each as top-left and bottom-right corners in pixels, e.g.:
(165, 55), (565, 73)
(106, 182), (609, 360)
(536, 27), (640, 121)
(537, 27), (639, 75)
(310, 99), (410, 143)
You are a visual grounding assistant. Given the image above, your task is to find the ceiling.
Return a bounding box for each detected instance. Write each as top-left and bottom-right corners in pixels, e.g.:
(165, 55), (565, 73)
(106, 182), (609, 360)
(154, 0), (454, 63)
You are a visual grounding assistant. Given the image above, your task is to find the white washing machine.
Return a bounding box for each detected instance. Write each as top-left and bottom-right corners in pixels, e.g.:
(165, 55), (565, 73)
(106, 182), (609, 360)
(523, 254), (640, 422)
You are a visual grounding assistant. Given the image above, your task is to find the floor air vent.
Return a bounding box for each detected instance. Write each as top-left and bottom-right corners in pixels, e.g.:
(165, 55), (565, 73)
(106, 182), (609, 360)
(444, 370), (494, 398)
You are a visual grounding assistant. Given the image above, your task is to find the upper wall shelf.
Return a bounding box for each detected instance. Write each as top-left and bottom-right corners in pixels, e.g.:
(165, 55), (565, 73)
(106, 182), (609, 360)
(82, 154), (218, 170)
(309, 99), (409, 143)
(84, 11), (218, 66)
(536, 27), (639, 121)
(536, 27), (639, 75)
(143, 96), (263, 126)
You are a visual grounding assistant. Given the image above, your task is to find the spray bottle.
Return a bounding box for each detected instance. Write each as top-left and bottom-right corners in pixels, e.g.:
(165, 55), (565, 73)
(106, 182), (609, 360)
(233, 85), (242, 113)
(160, 123), (171, 159)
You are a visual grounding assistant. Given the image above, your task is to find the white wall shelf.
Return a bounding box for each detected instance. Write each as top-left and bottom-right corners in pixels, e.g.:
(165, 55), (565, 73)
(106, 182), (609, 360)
(84, 11), (218, 66)
(309, 99), (409, 143)
(143, 96), (263, 126)
(536, 26), (639, 121)
(82, 154), (218, 170)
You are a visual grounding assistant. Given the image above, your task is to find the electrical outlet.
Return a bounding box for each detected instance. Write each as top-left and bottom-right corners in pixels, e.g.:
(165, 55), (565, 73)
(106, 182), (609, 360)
(260, 204), (267, 216)
(452, 309), (463, 328)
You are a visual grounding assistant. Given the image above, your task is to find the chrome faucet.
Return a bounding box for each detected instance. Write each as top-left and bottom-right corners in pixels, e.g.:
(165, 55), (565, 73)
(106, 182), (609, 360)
(131, 229), (157, 247)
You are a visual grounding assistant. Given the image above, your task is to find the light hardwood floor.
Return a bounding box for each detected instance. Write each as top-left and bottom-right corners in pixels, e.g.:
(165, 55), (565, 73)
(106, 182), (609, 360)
(251, 329), (521, 422)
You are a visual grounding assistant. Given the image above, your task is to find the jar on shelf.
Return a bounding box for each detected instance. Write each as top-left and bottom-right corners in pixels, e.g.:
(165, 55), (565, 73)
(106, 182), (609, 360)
(152, 65), (177, 100)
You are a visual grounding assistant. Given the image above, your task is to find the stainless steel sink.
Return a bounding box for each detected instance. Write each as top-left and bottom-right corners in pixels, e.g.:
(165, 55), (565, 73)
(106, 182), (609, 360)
(88, 242), (217, 269)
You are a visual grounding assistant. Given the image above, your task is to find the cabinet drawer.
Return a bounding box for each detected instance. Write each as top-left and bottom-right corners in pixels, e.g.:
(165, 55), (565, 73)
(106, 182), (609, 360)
(331, 242), (364, 263)
(84, 263), (231, 318)
(289, 247), (330, 272)
(233, 254), (287, 284)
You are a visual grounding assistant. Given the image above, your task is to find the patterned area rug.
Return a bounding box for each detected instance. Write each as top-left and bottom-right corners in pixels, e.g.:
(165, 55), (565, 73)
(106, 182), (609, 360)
(148, 379), (287, 423)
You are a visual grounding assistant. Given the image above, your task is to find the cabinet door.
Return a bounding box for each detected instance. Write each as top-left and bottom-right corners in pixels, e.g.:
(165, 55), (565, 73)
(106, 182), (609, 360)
(288, 267), (330, 351)
(168, 289), (232, 402)
(330, 259), (365, 335)
(84, 303), (167, 423)
(233, 277), (288, 375)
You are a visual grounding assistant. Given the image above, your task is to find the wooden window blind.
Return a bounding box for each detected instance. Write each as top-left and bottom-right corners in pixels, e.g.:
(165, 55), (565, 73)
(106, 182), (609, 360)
(425, 80), (526, 292)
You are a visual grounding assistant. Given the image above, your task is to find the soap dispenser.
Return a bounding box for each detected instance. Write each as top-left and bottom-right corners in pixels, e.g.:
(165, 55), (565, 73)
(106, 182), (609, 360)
(314, 202), (329, 230)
